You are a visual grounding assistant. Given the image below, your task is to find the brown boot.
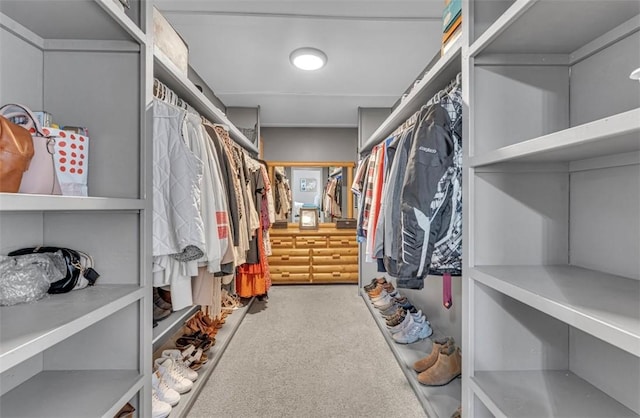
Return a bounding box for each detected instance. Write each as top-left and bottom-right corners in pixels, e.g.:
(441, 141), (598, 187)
(413, 337), (453, 373)
(417, 345), (461, 386)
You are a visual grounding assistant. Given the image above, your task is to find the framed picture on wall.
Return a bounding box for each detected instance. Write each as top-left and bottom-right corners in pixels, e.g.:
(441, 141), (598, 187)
(299, 208), (319, 230)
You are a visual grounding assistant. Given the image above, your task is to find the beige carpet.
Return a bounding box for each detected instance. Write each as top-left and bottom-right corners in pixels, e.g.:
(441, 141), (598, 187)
(187, 285), (426, 418)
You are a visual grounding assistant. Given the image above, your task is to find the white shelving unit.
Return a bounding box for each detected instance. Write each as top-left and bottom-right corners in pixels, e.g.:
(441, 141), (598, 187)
(168, 299), (254, 417)
(0, 1), (153, 416)
(463, 0), (640, 416)
(357, 35), (464, 418)
(153, 47), (258, 154)
(361, 294), (461, 418)
(360, 37), (462, 153)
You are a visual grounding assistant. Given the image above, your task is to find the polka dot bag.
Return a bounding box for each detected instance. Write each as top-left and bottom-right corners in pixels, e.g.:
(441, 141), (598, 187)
(45, 127), (89, 196)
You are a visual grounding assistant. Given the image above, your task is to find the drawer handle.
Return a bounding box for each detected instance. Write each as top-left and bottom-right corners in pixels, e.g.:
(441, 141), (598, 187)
(281, 255), (290, 260)
(341, 240), (349, 245)
(332, 272), (340, 277)
(274, 240), (282, 245)
(307, 240), (315, 245)
(332, 254), (340, 259)
(282, 272), (290, 278)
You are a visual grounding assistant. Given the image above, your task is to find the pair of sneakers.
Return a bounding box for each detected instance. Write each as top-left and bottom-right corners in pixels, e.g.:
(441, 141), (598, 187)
(391, 312), (433, 344)
(152, 355), (197, 411)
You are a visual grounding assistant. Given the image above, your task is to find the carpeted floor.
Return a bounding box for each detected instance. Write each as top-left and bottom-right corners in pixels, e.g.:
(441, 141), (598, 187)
(187, 285), (426, 418)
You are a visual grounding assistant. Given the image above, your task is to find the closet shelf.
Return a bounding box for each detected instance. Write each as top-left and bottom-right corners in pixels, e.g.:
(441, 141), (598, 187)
(471, 265), (640, 356)
(169, 298), (254, 418)
(470, 370), (639, 418)
(469, 108), (640, 167)
(469, 0), (639, 57)
(360, 292), (461, 418)
(152, 305), (200, 351)
(153, 48), (259, 154)
(360, 38), (462, 153)
(0, 0), (146, 44)
(0, 370), (143, 418)
(0, 194), (145, 212)
(0, 285), (143, 373)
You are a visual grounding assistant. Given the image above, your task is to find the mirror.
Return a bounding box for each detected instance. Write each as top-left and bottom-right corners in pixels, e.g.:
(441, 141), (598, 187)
(267, 161), (355, 225)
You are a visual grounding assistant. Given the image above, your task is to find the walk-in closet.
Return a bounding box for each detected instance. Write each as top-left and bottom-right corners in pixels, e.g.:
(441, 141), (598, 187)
(0, 1), (638, 417)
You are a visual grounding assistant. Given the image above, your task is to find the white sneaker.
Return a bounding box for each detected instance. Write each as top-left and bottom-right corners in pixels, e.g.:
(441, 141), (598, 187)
(152, 389), (172, 418)
(161, 349), (198, 381)
(154, 358), (193, 394)
(152, 370), (180, 406)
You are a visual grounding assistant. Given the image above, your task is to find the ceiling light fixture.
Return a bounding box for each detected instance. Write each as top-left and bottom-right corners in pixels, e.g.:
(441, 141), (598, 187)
(290, 47), (327, 71)
(630, 67), (640, 82)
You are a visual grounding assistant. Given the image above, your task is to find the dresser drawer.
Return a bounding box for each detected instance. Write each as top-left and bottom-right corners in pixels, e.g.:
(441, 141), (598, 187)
(268, 248), (310, 265)
(295, 235), (328, 248)
(312, 254), (358, 265)
(312, 248), (358, 257)
(312, 272), (359, 282)
(268, 257), (310, 267)
(271, 236), (294, 248)
(271, 272), (311, 283)
(269, 265), (310, 275)
(328, 236), (357, 247)
(312, 264), (359, 274)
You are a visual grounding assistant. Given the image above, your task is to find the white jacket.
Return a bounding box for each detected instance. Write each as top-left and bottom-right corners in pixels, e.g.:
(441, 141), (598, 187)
(152, 100), (205, 259)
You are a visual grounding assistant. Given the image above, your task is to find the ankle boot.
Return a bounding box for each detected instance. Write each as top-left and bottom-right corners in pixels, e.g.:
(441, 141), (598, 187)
(417, 344), (461, 386)
(413, 337), (454, 373)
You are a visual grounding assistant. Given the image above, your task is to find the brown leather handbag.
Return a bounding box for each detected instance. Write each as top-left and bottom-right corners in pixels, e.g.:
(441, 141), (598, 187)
(0, 115), (34, 192)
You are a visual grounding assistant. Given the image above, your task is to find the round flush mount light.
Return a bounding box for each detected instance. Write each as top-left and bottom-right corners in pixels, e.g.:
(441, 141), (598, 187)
(630, 67), (640, 82)
(290, 47), (327, 71)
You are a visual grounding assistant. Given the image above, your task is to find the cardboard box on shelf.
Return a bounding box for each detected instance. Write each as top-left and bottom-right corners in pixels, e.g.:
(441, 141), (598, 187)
(153, 7), (189, 75)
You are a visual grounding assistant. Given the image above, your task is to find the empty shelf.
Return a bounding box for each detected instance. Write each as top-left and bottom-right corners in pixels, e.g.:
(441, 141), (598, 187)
(469, 0), (640, 56)
(0, 285), (143, 372)
(471, 265), (640, 356)
(471, 370), (639, 418)
(470, 108), (640, 166)
(0, 0), (145, 44)
(0, 369), (142, 418)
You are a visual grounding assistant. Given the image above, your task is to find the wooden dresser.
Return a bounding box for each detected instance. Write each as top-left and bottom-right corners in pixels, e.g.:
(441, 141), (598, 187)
(268, 225), (359, 284)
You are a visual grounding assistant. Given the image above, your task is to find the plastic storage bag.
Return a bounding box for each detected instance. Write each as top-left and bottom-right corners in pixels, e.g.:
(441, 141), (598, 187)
(0, 252), (65, 306)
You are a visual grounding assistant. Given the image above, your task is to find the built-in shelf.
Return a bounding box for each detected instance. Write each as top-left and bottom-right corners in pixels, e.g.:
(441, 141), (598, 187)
(0, 285), (143, 372)
(168, 298), (254, 418)
(0, 370), (143, 418)
(0, 0), (146, 45)
(0, 194), (145, 212)
(360, 38), (462, 152)
(470, 108), (640, 167)
(469, 0), (640, 57)
(153, 305), (200, 351)
(360, 292), (461, 418)
(471, 370), (639, 418)
(471, 265), (640, 357)
(153, 48), (258, 154)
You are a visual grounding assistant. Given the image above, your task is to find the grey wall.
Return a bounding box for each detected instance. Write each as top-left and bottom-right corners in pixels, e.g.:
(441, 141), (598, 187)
(262, 127), (357, 162)
(188, 65), (226, 112)
(358, 107), (391, 150)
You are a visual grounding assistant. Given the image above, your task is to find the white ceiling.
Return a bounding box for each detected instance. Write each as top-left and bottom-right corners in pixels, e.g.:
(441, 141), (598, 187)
(155, 1), (446, 127)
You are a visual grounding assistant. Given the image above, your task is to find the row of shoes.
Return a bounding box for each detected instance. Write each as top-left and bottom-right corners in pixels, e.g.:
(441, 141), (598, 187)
(365, 277), (433, 344)
(152, 344), (205, 418)
(412, 336), (462, 386)
(152, 307), (234, 418)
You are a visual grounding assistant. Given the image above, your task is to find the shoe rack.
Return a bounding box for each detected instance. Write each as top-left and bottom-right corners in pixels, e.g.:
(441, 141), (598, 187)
(0, 1), (153, 416)
(463, 1), (640, 417)
(357, 38), (464, 418)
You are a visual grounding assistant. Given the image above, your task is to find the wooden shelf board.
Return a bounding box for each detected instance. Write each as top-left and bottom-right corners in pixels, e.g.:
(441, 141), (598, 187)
(0, 285), (143, 372)
(470, 109), (640, 166)
(471, 265), (640, 356)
